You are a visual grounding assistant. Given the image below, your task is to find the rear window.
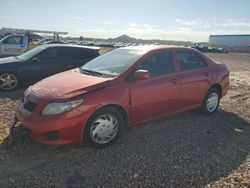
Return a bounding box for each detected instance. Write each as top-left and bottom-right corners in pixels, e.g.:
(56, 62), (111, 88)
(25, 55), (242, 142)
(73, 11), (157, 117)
(59, 47), (99, 59)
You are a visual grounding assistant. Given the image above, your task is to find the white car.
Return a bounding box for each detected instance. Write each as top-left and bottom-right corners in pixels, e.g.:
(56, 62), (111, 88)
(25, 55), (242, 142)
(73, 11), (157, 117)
(37, 38), (53, 45)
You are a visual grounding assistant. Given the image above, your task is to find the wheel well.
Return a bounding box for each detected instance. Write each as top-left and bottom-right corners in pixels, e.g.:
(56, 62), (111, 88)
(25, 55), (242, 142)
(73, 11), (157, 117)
(101, 104), (129, 127)
(210, 84), (222, 98)
(81, 104), (129, 142)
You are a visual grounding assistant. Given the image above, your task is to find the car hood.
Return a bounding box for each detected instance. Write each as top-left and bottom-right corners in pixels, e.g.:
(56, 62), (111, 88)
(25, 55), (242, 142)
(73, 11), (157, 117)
(30, 69), (113, 100)
(0, 56), (21, 64)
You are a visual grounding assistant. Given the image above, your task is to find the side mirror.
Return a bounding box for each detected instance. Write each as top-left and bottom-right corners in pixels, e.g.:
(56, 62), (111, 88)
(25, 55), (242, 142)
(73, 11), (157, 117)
(134, 70), (150, 81)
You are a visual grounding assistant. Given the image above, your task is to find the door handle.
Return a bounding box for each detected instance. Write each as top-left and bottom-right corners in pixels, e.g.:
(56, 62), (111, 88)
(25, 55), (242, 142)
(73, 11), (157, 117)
(20, 46), (24, 47)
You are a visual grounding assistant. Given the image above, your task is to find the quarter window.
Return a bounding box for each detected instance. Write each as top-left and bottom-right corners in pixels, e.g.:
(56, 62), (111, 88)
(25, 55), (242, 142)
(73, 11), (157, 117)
(138, 51), (174, 78)
(177, 51), (205, 71)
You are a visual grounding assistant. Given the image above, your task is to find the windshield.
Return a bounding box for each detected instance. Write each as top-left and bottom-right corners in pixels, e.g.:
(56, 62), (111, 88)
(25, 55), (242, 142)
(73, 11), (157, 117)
(17, 46), (46, 60)
(81, 48), (145, 77)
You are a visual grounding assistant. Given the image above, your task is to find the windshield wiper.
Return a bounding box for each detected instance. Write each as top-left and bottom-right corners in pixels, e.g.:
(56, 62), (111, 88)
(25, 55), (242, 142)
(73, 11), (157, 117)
(79, 68), (103, 77)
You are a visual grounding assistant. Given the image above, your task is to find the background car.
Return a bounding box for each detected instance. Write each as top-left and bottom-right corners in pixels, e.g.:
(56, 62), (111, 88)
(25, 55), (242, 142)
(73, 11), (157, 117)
(0, 44), (100, 91)
(191, 45), (208, 52)
(208, 47), (218, 53)
(43, 40), (65, 44)
(15, 45), (229, 148)
(218, 47), (229, 53)
(37, 38), (53, 45)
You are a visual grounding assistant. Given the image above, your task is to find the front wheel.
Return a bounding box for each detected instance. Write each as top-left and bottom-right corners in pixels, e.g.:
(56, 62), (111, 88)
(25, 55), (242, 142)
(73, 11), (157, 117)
(0, 72), (19, 91)
(200, 88), (220, 115)
(84, 107), (124, 148)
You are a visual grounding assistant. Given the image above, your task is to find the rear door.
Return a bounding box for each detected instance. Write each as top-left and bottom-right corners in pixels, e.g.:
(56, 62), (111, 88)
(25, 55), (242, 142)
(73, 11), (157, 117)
(1, 35), (27, 56)
(174, 49), (211, 109)
(130, 50), (180, 123)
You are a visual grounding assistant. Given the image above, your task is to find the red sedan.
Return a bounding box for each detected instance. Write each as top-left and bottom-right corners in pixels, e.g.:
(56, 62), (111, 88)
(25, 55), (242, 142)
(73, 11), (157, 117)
(15, 46), (229, 147)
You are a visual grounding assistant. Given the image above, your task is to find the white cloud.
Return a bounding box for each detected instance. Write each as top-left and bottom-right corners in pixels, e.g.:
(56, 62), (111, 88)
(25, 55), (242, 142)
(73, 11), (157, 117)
(99, 21), (117, 25)
(64, 15), (85, 23)
(175, 19), (199, 27)
(221, 22), (250, 32)
(174, 19), (211, 29)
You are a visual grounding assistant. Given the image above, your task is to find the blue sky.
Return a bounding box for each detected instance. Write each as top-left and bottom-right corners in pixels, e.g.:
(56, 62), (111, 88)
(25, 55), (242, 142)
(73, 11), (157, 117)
(1, 0), (250, 42)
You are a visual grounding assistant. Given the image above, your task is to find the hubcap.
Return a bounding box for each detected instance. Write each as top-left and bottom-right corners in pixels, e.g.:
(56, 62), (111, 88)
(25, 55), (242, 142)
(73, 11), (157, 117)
(206, 92), (219, 112)
(0, 74), (18, 90)
(90, 114), (119, 144)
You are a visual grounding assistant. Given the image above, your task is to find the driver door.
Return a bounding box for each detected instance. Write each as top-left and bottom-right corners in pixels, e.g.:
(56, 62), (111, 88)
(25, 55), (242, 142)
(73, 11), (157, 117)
(1, 36), (26, 56)
(20, 47), (63, 84)
(130, 50), (180, 123)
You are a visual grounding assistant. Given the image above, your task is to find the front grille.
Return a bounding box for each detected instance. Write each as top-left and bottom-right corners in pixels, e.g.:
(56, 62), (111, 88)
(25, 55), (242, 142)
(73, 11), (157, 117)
(23, 101), (37, 112)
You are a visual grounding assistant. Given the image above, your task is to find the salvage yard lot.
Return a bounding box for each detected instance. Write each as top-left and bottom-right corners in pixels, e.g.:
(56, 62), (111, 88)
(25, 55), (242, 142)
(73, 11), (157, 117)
(0, 52), (249, 187)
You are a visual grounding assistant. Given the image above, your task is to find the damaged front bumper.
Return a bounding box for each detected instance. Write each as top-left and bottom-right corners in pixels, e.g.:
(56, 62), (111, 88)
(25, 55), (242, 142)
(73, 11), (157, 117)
(9, 115), (19, 145)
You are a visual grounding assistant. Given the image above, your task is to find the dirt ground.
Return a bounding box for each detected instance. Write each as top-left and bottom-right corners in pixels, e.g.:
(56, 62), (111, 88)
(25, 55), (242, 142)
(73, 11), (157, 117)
(0, 52), (249, 188)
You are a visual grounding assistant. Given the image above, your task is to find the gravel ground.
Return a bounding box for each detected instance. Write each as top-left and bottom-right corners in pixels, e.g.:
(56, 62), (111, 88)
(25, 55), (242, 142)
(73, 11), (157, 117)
(0, 52), (249, 188)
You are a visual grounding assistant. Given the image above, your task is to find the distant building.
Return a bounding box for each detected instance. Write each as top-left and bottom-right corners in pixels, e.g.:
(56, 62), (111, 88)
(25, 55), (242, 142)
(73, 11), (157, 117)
(209, 34), (250, 52)
(209, 34), (250, 47)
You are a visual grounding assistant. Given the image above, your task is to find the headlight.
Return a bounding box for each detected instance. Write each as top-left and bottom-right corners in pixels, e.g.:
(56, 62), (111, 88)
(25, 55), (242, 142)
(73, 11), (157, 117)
(41, 100), (83, 116)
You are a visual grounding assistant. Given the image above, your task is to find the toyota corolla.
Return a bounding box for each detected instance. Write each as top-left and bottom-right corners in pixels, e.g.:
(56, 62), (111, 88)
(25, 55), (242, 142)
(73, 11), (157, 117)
(14, 45), (229, 147)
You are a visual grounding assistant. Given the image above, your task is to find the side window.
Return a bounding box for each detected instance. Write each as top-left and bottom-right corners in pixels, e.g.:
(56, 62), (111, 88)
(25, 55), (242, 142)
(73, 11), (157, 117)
(38, 48), (58, 58)
(138, 51), (174, 78)
(74, 48), (88, 59)
(73, 48), (98, 59)
(3, 36), (23, 45)
(177, 51), (205, 71)
(58, 48), (86, 61)
(57, 47), (71, 60)
(82, 49), (99, 59)
(58, 48), (99, 62)
(63, 48), (84, 60)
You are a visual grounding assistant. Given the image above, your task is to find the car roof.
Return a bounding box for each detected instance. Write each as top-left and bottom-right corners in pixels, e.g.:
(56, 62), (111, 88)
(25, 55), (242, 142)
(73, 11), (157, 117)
(41, 44), (100, 50)
(120, 45), (193, 53)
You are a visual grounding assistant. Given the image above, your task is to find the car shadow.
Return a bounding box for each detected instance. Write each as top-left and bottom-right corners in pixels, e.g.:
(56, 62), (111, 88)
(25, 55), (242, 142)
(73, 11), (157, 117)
(0, 109), (249, 187)
(0, 87), (26, 100)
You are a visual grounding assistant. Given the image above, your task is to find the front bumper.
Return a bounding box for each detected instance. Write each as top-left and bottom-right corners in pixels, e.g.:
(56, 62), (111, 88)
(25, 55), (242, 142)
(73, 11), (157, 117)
(15, 102), (90, 145)
(9, 115), (18, 145)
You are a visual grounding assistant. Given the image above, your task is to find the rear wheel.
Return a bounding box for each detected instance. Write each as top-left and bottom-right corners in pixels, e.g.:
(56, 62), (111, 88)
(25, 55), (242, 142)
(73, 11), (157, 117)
(200, 88), (220, 115)
(0, 72), (19, 91)
(84, 107), (124, 148)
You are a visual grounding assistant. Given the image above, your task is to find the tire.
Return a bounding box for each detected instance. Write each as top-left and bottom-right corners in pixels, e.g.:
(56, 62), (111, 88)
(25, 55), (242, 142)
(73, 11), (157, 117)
(200, 87), (220, 116)
(84, 107), (124, 148)
(0, 72), (19, 91)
